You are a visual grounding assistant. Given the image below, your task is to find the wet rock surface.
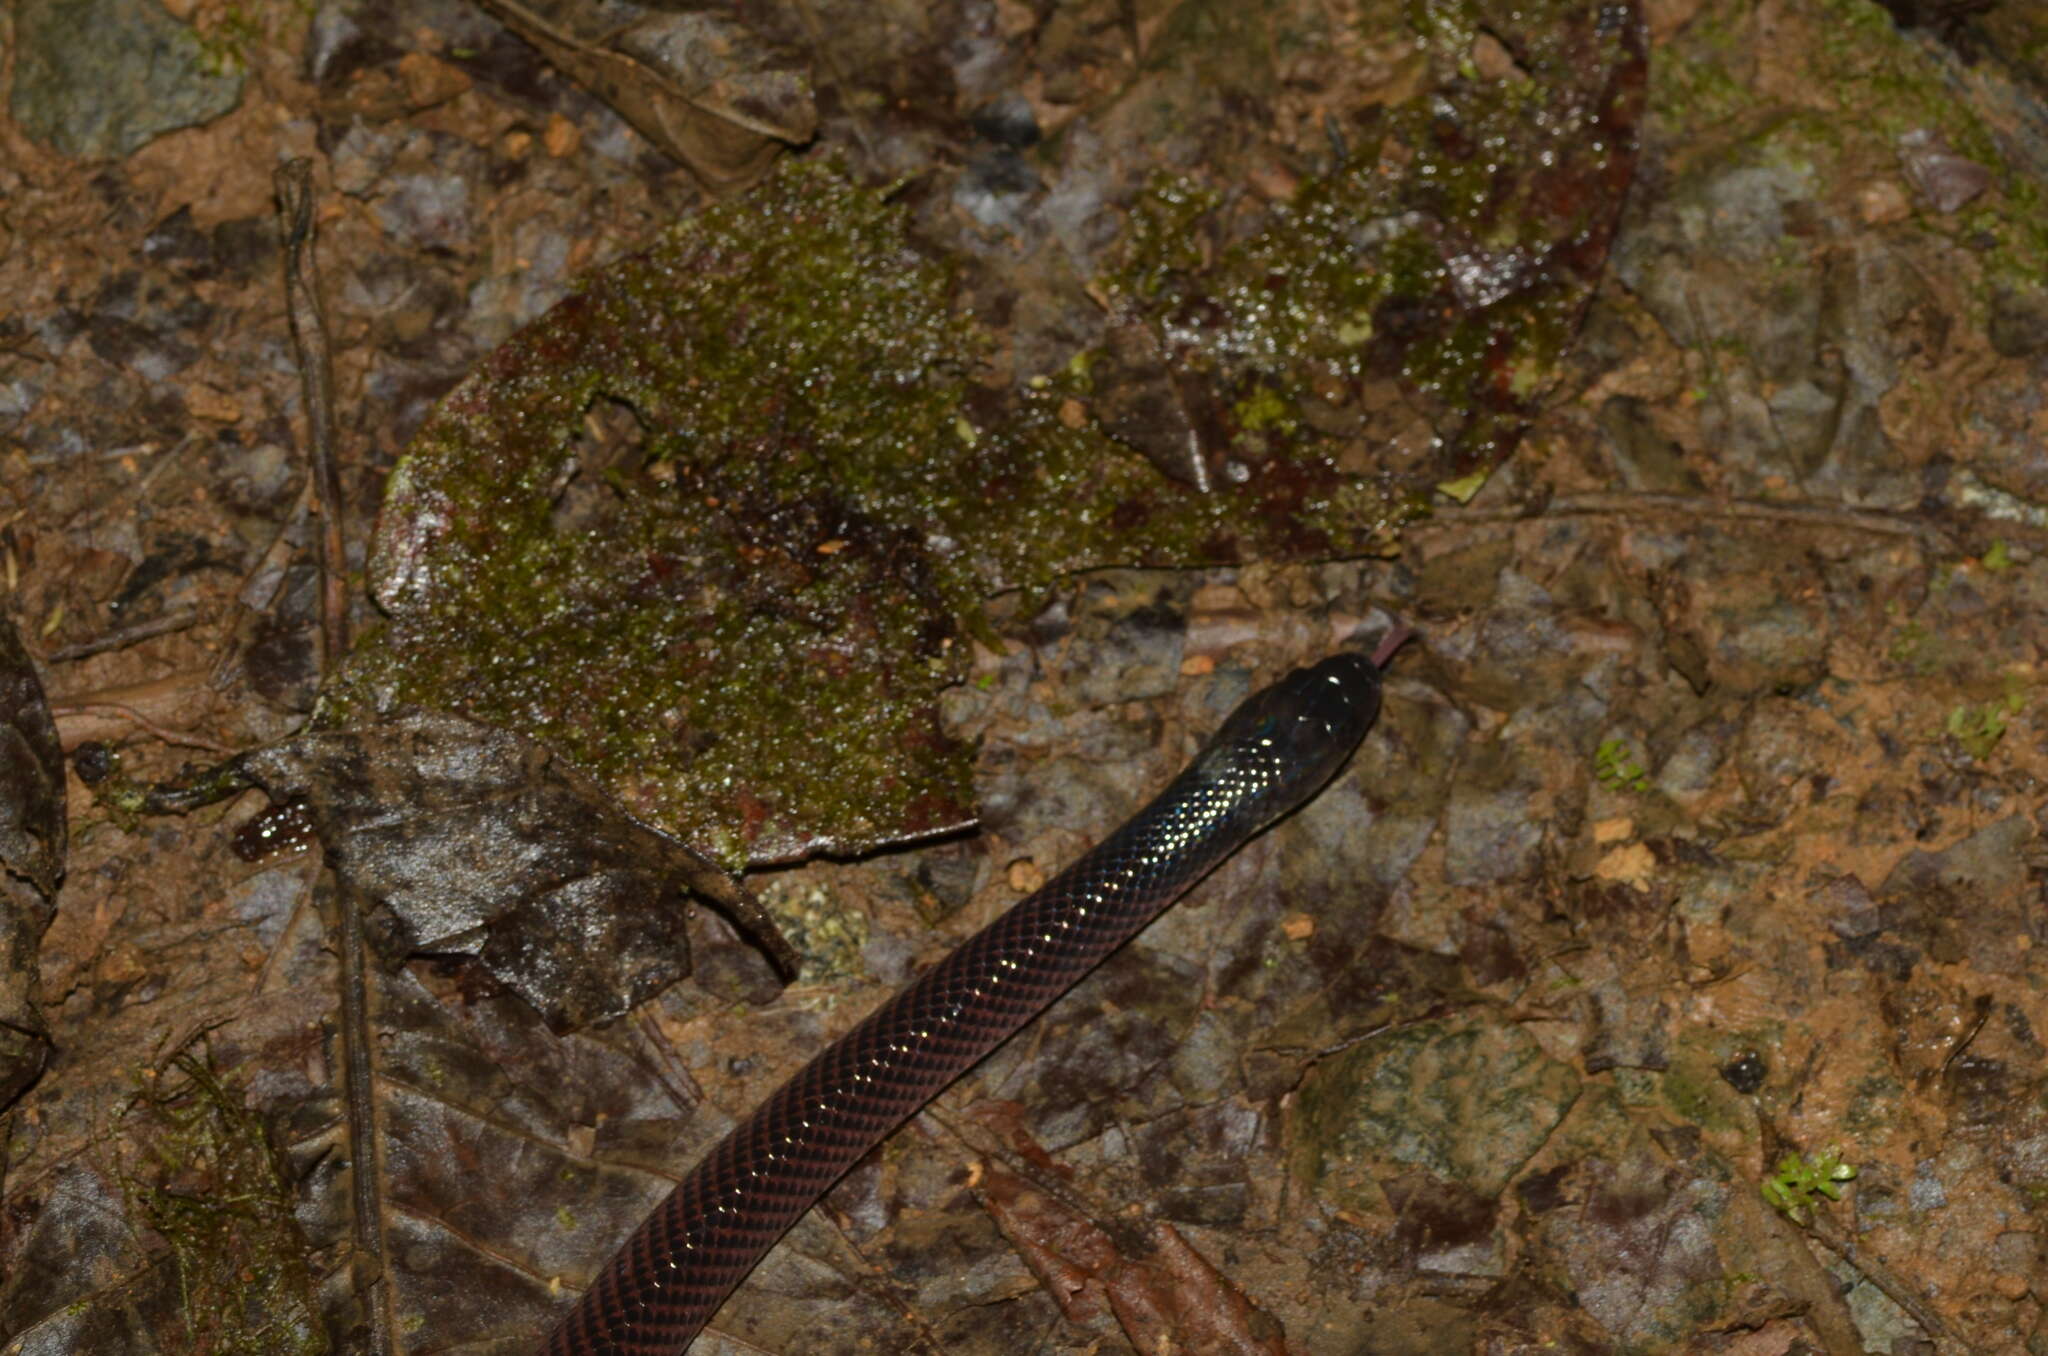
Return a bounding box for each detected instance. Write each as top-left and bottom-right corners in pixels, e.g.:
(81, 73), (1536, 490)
(10, 0), (246, 160)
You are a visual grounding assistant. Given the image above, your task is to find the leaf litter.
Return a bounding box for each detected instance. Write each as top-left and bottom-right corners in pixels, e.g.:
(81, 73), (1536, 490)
(0, 613), (65, 1112)
(88, 0), (2048, 1353)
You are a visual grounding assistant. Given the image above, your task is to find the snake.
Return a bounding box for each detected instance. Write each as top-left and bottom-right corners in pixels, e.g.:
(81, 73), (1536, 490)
(540, 635), (1399, 1355)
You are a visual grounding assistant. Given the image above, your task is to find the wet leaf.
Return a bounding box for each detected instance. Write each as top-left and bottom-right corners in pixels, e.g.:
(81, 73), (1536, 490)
(238, 708), (796, 1032)
(1291, 1013), (1582, 1207)
(470, 0), (815, 192)
(979, 1162), (1289, 1356)
(0, 613), (63, 900)
(0, 1162), (184, 1351)
(0, 612), (63, 1111)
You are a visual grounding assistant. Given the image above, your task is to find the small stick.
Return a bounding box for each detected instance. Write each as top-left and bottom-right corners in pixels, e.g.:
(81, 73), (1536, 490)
(47, 701), (234, 754)
(275, 160), (349, 671)
(49, 670), (218, 752)
(1805, 1215), (1969, 1354)
(211, 479), (314, 691)
(46, 605), (199, 663)
(1418, 490), (1951, 548)
(278, 158), (390, 1340)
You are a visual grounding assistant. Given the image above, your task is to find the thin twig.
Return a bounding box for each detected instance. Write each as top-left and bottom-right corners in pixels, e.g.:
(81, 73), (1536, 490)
(1371, 623), (1415, 669)
(130, 431), (202, 505)
(46, 702), (234, 753)
(1805, 1214), (1971, 1355)
(46, 605), (200, 662)
(59, 432), (201, 530)
(48, 664), (233, 755)
(1418, 491), (1957, 550)
(275, 160), (349, 670)
(789, 0), (880, 170)
(1937, 993), (1992, 1084)
(336, 877), (389, 1299)
(278, 158), (388, 1347)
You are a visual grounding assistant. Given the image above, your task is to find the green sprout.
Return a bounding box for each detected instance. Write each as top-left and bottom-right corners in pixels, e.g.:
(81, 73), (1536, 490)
(1761, 1145), (1857, 1224)
(1945, 691), (2024, 761)
(1594, 739), (1650, 793)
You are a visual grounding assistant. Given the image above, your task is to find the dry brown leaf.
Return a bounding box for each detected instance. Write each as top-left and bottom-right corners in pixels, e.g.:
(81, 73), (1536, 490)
(0, 613), (63, 1110)
(979, 1162), (1291, 1356)
(470, 0), (815, 192)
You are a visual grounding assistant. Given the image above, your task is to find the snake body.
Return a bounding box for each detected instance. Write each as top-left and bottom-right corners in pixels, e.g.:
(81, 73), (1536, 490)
(541, 644), (1392, 1355)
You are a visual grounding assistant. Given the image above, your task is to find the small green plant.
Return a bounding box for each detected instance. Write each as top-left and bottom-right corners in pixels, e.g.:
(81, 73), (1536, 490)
(1761, 1145), (1857, 1224)
(1594, 739), (1650, 792)
(1945, 691), (2024, 761)
(192, 5), (264, 78)
(1886, 620), (1936, 673)
(1981, 538), (2014, 572)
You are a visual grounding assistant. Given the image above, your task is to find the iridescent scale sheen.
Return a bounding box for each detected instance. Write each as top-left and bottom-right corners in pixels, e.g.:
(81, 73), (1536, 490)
(540, 649), (1385, 1356)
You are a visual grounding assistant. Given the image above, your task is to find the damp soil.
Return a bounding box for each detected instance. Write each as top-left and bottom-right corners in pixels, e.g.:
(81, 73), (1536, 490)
(3, 1), (2048, 1354)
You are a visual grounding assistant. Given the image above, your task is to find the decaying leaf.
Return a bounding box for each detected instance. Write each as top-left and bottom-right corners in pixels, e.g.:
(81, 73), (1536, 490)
(979, 1161), (1291, 1356)
(238, 708), (796, 1032)
(0, 613), (63, 1110)
(0, 615), (62, 900)
(470, 0), (816, 192)
(1091, 315), (1219, 493)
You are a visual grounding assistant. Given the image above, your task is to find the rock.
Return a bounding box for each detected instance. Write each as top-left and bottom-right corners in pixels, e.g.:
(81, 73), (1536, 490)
(11, 0), (243, 159)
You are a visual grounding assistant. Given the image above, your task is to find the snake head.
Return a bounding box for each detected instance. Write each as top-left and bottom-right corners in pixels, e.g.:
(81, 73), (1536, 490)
(1191, 645), (1390, 832)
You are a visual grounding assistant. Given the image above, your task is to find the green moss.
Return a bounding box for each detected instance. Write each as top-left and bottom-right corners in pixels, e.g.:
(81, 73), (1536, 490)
(124, 1055), (325, 1356)
(1649, 7), (1752, 132)
(1119, 176), (1223, 302)
(340, 162), (1425, 866)
(341, 0), (1636, 869)
(1887, 619), (1938, 674)
(1103, 0), (1626, 480)
(1658, 0), (2048, 294)
(342, 167), (983, 865)
(1235, 386), (1292, 433)
(765, 882), (871, 985)
(1658, 1062), (1745, 1135)
(192, 1), (315, 77)
(1436, 470), (1489, 503)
